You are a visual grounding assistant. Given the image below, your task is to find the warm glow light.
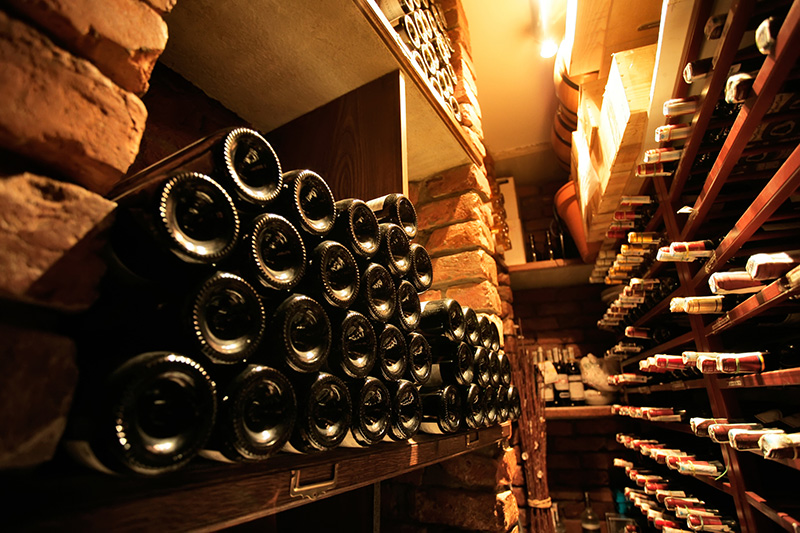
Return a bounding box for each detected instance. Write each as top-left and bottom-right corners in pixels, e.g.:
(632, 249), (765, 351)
(540, 39), (559, 58)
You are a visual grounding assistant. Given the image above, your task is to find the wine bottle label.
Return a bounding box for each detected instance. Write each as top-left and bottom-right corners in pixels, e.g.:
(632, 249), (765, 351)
(663, 97), (698, 117)
(746, 251), (800, 279)
(544, 384), (555, 402)
(554, 373), (569, 391)
(628, 232), (660, 244)
(568, 377), (585, 400)
(708, 271), (763, 294)
(717, 353), (765, 373)
(198, 449), (238, 464)
(708, 422), (762, 443)
(655, 124), (692, 142)
(760, 432), (800, 459)
(682, 296), (725, 314)
(63, 440), (117, 475)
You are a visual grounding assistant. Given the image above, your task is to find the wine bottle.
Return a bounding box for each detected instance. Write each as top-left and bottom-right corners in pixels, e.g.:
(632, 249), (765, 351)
(286, 372), (351, 453)
(472, 345), (492, 387)
(581, 492), (602, 532)
(407, 243), (433, 292)
(728, 428), (785, 450)
(461, 306), (481, 346)
(393, 279), (421, 331)
(353, 263), (397, 323)
(65, 351), (217, 475)
(477, 314), (493, 349)
(375, 223), (411, 278)
(326, 310), (376, 379)
(332, 199), (380, 260)
(756, 16), (781, 55)
(218, 128), (283, 208)
(302, 240), (360, 309)
(686, 515), (738, 531)
(384, 379), (422, 441)
(682, 45), (764, 85)
(200, 365), (295, 462)
(483, 385), (499, 426)
(488, 349), (501, 387)
(365, 193), (418, 239)
(419, 384), (462, 434)
(374, 324), (408, 381)
(545, 229), (556, 260)
(726, 72), (755, 104)
(669, 295), (744, 314)
(759, 432), (800, 459)
(715, 347), (798, 374)
(418, 299), (466, 342)
(488, 320), (501, 352)
(566, 349), (585, 406)
(340, 377), (391, 447)
(428, 337), (474, 386)
(707, 422), (762, 443)
(461, 383), (486, 429)
(496, 385), (510, 422)
(276, 169), (336, 238)
(663, 97), (698, 117)
(243, 213), (307, 293)
(267, 294), (331, 374)
(553, 502), (567, 533)
(553, 348), (571, 407)
(508, 385), (521, 421)
(497, 350), (512, 387)
(746, 250), (800, 279)
(405, 332), (432, 385)
(111, 172), (241, 281)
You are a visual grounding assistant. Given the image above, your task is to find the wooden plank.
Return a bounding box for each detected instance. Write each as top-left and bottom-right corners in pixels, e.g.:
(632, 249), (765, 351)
(666, 0), (758, 205)
(746, 491), (800, 532)
(679, 0), (800, 238)
(4, 424), (510, 531)
(697, 143), (800, 283)
(719, 368), (800, 390)
(706, 276), (800, 335)
(545, 405), (613, 419)
(267, 71), (405, 201)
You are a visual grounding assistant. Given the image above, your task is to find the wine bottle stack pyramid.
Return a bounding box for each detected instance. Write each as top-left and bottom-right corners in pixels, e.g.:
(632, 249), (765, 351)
(65, 127), (520, 475)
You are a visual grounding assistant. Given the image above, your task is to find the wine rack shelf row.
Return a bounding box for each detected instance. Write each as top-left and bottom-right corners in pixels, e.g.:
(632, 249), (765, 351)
(625, 367), (800, 395)
(4, 423), (511, 531)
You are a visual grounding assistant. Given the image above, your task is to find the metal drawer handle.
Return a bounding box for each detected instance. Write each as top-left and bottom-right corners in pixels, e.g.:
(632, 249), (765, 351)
(289, 464), (339, 500)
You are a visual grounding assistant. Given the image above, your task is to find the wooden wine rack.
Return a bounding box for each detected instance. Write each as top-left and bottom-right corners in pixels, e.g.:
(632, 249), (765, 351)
(616, 0), (800, 530)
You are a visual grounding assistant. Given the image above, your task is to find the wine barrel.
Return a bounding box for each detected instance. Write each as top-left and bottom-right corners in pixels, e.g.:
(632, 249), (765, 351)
(553, 45), (580, 124)
(551, 106), (576, 173)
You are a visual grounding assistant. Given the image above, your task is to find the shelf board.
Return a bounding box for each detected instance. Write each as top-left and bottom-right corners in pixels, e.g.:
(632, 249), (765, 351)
(636, 419), (695, 435)
(706, 270), (800, 335)
(626, 377), (706, 394)
(4, 423), (511, 531)
(545, 405), (613, 419)
(622, 331), (696, 367)
(509, 259), (595, 290)
(746, 448), (800, 473)
(718, 368), (800, 389)
(745, 491), (800, 533)
(159, 0), (480, 183)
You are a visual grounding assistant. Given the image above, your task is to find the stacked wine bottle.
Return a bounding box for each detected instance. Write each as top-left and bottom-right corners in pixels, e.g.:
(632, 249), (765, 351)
(64, 127), (520, 476)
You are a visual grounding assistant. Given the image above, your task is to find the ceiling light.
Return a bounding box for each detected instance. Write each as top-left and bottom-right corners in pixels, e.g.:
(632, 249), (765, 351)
(540, 39), (559, 58)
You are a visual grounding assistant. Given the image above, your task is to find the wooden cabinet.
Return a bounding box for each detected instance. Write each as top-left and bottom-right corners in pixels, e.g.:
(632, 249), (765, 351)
(612, 0), (800, 531)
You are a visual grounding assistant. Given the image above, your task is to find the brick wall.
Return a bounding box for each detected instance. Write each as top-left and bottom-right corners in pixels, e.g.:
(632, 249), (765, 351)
(0, 0), (170, 468)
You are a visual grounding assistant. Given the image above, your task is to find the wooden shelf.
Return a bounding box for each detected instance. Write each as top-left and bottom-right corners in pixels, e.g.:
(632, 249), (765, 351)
(545, 405), (613, 419)
(160, 0), (481, 183)
(717, 368), (800, 389)
(626, 377), (706, 394)
(745, 491), (800, 533)
(621, 331), (695, 367)
(3, 423), (511, 531)
(635, 419), (695, 435)
(509, 259), (595, 290)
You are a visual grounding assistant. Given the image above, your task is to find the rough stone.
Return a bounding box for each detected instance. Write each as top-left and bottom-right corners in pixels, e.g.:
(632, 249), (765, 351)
(448, 282), (502, 314)
(418, 289), (443, 303)
(408, 180), (423, 206)
(0, 12), (147, 194)
(427, 164), (491, 201)
(0, 173), (116, 310)
(438, 450), (509, 490)
(426, 220), (494, 256)
(7, 0), (168, 94)
(0, 325), (78, 469)
(411, 486), (518, 533)
(511, 485), (527, 507)
(416, 192), (484, 230)
(459, 101), (483, 138)
(498, 285), (514, 303)
(501, 300), (514, 319)
(142, 0), (178, 15)
(454, 74), (482, 119)
(431, 249), (498, 287)
(463, 125), (487, 159)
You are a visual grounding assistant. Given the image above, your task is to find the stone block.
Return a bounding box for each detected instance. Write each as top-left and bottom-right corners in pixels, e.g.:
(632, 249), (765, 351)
(427, 164), (490, 201)
(458, 102), (482, 136)
(431, 249), (498, 287)
(142, 0), (177, 15)
(408, 180), (423, 205)
(411, 486), (518, 533)
(7, 0), (168, 94)
(497, 272), (510, 286)
(426, 220), (494, 256)
(418, 289), (443, 303)
(416, 191), (484, 231)
(437, 451), (507, 490)
(0, 12), (147, 194)
(448, 282), (502, 314)
(0, 325), (78, 469)
(454, 73), (481, 116)
(501, 300), (513, 319)
(512, 486), (527, 507)
(0, 173), (116, 310)
(498, 285), (513, 303)
(463, 126), (487, 158)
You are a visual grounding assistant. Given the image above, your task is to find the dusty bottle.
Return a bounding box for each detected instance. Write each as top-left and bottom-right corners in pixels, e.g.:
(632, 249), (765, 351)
(353, 263), (397, 323)
(218, 127), (283, 209)
(405, 332), (432, 385)
(384, 379), (422, 441)
(419, 384), (462, 434)
(331, 198), (380, 260)
(393, 279), (421, 331)
(266, 294), (331, 374)
(376, 223), (411, 278)
(428, 337), (475, 386)
(302, 240), (360, 309)
(326, 310), (377, 379)
(275, 169), (336, 239)
(461, 383), (485, 429)
(285, 372), (352, 453)
(407, 243), (433, 292)
(418, 299), (466, 342)
(340, 377), (391, 447)
(365, 193), (418, 239)
(373, 324), (408, 381)
(243, 212), (307, 293)
(201, 365), (295, 462)
(581, 492), (601, 532)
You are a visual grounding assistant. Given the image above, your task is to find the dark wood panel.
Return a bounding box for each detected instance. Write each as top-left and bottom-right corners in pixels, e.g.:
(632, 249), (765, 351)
(3, 424), (510, 531)
(266, 71), (405, 201)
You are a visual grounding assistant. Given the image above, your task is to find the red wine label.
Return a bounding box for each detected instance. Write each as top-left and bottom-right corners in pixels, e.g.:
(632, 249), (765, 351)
(644, 148), (682, 163)
(718, 353), (765, 373)
(729, 428), (785, 450)
(655, 124), (692, 142)
(628, 232), (661, 244)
